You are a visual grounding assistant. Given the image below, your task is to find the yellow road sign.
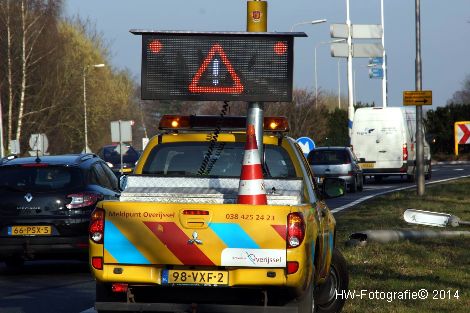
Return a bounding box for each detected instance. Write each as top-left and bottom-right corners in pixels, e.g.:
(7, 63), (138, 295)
(403, 90), (432, 106)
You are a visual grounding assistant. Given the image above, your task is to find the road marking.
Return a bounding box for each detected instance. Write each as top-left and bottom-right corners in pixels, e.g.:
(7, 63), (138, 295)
(81, 308), (95, 313)
(454, 168), (464, 171)
(331, 174), (470, 214)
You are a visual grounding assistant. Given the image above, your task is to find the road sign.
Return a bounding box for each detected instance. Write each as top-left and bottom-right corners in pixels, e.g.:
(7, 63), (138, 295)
(29, 134), (48, 154)
(403, 90), (432, 106)
(351, 24), (382, 39)
(454, 121), (470, 155)
(111, 120), (133, 143)
(330, 24), (348, 38)
(131, 31), (306, 102)
(331, 43), (383, 58)
(296, 137), (316, 157)
(369, 67), (383, 79)
(330, 24), (383, 39)
(9, 140), (20, 155)
(369, 57), (383, 65)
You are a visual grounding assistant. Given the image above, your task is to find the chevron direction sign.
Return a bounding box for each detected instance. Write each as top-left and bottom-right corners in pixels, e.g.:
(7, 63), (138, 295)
(454, 121), (470, 155)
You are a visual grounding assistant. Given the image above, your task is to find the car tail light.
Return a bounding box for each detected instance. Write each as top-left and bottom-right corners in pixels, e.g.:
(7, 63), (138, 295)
(92, 256), (103, 270)
(347, 171), (353, 176)
(287, 261), (299, 274)
(89, 208), (105, 244)
(112, 283), (128, 293)
(66, 192), (102, 209)
(287, 212), (305, 248)
(403, 144), (408, 161)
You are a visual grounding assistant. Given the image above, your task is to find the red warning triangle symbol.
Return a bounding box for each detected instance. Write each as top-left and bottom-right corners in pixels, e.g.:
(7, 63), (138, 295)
(189, 44), (244, 94)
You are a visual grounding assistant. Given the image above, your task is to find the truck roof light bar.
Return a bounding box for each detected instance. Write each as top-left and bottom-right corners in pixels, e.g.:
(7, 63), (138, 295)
(159, 115), (289, 132)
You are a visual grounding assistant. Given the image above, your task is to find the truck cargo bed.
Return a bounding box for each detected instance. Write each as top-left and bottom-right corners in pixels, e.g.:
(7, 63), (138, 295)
(120, 176), (303, 205)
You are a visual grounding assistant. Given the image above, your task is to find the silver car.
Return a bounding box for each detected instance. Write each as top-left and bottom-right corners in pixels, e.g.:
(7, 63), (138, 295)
(307, 146), (364, 192)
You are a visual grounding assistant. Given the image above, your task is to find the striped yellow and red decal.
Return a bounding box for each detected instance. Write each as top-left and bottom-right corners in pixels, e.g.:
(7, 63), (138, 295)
(102, 202), (292, 267)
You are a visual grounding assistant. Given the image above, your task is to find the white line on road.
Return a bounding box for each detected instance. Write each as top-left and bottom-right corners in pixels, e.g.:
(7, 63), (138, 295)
(331, 174), (470, 214)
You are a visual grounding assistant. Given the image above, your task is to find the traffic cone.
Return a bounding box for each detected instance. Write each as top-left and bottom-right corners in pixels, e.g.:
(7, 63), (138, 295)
(237, 124), (267, 205)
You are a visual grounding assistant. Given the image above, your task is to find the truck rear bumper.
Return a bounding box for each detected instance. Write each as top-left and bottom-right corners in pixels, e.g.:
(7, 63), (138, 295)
(95, 301), (298, 312)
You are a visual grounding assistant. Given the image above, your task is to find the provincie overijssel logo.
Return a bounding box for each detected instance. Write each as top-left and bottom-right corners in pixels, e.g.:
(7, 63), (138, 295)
(245, 251), (282, 265)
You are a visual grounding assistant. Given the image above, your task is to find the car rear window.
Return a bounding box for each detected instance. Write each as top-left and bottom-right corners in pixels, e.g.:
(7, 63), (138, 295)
(0, 166), (83, 192)
(308, 150), (350, 165)
(142, 142), (297, 178)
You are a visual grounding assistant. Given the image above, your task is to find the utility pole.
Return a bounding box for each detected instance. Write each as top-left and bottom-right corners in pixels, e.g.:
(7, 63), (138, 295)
(380, 0), (388, 107)
(415, 0), (425, 195)
(346, 0), (354, 138)
(247, 0), (267, 162)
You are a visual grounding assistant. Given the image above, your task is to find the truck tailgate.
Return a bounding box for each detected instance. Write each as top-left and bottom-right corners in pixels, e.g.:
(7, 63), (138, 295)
(102, 201), (291, 268)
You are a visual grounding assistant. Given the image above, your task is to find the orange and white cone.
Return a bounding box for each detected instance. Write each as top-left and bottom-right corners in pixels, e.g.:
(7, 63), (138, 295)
(237, 124), (267, 205)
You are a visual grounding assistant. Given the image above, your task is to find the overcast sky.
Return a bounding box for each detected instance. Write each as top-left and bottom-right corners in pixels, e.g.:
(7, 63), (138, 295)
(65, 0), (470, 108)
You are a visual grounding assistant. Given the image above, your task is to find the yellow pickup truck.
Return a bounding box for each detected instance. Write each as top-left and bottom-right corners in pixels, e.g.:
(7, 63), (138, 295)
(89, 115), (348, 313)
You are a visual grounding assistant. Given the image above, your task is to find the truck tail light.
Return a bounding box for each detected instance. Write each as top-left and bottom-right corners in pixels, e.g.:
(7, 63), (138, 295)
(66, 192), (102, 209)
(287, 261), (299, 274)
(287, 212), (305, 248)
(92, 257), (103, 270)
(89, 208), (105, 244)
(403, 144), (408, 161)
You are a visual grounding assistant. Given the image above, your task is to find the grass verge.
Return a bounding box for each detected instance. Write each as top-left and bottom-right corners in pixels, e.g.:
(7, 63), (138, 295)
(335, 178), (470, 313)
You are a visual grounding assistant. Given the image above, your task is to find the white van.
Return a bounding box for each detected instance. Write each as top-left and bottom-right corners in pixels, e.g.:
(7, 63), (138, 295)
(350, 107), (431, 182)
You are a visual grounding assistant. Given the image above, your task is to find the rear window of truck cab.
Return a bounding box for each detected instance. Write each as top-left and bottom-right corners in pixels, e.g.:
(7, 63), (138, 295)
(142, 142), (296, 178)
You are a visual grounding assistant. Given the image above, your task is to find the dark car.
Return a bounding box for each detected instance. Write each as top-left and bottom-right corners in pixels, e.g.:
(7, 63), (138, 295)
(97, 144), (140, 175)
(0, 154), (119, 267)
(307, 146), (364, 192)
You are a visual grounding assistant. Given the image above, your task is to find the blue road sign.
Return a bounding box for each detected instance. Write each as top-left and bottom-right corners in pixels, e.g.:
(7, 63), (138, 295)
(369, 67), (383, 79)
(296, 137), (316, 156)
(369, 57), (383, 65)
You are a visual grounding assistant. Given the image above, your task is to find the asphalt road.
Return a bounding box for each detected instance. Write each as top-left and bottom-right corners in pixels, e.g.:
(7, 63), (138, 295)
(1, 163), (469, 313)
(326, 163), (470, 212)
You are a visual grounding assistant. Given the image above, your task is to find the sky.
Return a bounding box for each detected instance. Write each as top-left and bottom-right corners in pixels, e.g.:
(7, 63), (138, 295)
(65, 0), (470, 109)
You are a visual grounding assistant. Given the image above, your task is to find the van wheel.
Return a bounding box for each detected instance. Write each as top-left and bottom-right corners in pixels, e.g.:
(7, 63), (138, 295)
(315, 248), (349, 313)
(425, 163), (432, 180)
(348, 178), (357, 193)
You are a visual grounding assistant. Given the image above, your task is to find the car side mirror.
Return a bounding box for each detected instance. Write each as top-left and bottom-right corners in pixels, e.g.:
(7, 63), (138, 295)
(119, 175), (128, 191)
(322, 178), (346, 199)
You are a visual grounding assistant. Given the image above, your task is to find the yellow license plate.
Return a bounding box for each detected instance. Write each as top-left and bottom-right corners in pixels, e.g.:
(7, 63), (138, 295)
(360, 162), (375, 169)
(168, 270), (228, 285)
(9, 226), (51, 236)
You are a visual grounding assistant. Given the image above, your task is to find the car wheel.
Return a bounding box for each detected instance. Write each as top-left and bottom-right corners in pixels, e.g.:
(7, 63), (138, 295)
(4, 256), (24, 268)
(374, 175), (383, 183)
(315, 248), (349, 313)
(348, 177), (357, 193)
(357, 175), (364, 191)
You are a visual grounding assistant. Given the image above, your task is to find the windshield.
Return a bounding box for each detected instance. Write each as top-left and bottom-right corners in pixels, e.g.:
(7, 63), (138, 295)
(142, 142), (297, 178)
(308, 149), (351, 165)
(0, 166), (83, 192)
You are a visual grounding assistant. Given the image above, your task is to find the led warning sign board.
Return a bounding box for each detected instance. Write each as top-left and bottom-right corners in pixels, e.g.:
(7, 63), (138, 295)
(131, 31), (305, 102)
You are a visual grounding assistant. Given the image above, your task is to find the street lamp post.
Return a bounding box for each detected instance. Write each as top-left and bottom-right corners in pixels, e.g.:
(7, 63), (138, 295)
(315, 39), (346, 108)
(290, 19), (327, 32)
(83, 63), (105, 153)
